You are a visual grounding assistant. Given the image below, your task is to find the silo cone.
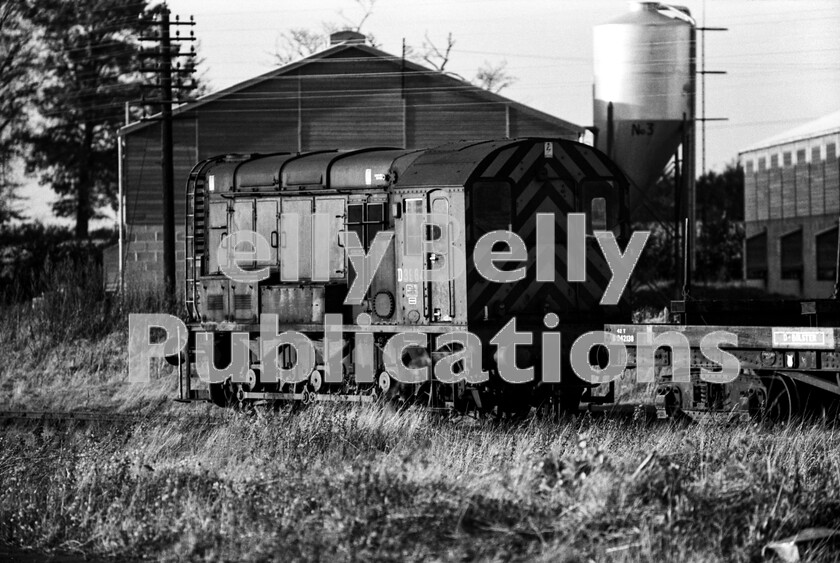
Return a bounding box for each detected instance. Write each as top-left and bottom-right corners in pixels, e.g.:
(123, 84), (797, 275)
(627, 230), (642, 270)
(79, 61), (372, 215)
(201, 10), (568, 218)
(593, 2), (696, 216)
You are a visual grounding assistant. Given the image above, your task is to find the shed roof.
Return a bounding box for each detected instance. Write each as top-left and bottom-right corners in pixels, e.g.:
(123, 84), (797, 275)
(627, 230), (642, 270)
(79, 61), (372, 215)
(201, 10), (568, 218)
(740, 110), (840, 154)
(119, 41), (582, 138)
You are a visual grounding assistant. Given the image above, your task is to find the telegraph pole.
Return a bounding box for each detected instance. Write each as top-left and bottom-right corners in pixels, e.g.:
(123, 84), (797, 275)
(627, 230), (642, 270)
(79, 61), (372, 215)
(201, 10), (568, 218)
(160, 7), (175, 302)
(698, 1), (728, 175)
(140, 5), (196, 306)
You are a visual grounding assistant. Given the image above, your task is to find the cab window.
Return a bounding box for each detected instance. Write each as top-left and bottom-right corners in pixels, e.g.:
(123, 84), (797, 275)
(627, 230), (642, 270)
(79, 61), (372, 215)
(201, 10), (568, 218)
(347, 201), (387, 251)
(471, 180), (512, 240)
(581, 180), (618, 232)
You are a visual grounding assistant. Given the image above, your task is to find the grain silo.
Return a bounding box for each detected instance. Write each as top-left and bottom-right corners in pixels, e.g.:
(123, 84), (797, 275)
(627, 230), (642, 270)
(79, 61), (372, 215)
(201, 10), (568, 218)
(593, 2), (696, 218)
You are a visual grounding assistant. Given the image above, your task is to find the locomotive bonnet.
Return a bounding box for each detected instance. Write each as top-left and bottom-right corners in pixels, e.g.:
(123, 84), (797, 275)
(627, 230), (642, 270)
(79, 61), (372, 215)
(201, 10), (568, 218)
(180, 138), (632, 414)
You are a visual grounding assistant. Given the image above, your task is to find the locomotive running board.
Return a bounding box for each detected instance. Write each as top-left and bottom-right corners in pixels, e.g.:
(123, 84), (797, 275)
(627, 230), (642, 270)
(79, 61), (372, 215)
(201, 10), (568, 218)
(239, 391), (375, 404)
(179, 389), (375, 404)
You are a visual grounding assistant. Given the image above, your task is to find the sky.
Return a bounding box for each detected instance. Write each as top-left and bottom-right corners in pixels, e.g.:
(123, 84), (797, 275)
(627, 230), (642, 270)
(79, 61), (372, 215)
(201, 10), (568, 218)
(16, 0), (840, 224)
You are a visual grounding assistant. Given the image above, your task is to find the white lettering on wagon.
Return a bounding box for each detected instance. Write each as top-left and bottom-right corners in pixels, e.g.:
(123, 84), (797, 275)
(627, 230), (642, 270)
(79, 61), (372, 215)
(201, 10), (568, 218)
(771, 328), (835, 349)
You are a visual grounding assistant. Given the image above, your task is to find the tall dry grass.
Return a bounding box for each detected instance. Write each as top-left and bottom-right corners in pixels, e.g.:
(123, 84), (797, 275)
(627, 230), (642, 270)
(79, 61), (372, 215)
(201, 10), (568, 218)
(0, 257), (179, 413)
(1, 263), (838, 561)
(1, 407), (839, 561)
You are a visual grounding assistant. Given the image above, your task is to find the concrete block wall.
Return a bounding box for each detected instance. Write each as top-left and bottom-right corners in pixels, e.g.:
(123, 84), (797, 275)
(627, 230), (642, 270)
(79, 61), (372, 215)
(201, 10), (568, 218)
(104, 224), (187, 295)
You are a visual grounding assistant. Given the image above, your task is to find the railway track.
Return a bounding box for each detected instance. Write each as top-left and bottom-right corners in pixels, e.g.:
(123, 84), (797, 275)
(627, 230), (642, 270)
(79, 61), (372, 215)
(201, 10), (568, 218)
(0, 402), (791, 428)
(0, 409), (228, 425)
(0, 410), (144, 424)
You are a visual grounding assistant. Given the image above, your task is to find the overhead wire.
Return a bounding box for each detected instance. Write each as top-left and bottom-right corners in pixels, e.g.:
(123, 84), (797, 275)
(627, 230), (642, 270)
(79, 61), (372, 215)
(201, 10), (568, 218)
(25, 5), (836, 130)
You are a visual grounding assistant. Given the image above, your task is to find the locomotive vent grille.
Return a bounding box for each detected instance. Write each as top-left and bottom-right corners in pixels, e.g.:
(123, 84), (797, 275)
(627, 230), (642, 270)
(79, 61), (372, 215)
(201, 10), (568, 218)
(234, 294), (252, 310)
(207, 294), (224, 311)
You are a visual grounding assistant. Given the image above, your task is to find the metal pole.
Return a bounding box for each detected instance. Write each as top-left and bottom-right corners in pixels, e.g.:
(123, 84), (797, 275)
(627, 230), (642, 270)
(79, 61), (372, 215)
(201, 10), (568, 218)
(160, 5), (176, 304)
(401, 37), (406, 97)
(674, 146), (682, 296)
(401, 37), (407, 148)
(683, 217), (691, 298)
(685, 112), (697, 276)
(833, 217), (840, 299)
(701, 0), (706, 176)
(606, 101), (614, 160)
(118, 101), (130, 294)
(117, 132), (124, 293)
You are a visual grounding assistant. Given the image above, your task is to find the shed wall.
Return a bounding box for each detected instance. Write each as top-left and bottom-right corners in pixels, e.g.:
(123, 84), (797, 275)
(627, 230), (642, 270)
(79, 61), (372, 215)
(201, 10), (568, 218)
(116, 47), (581, 292)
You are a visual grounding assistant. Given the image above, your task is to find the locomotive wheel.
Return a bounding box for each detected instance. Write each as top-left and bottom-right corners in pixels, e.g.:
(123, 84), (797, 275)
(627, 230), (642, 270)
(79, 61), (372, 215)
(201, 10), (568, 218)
(781, 373), (839, 422)
(208, 333), (235, 408)
(244, 369), (257, 391)
(532, 394), (556, 421)
(760, 374), (800, 423)
(209, 379), (236, 408)
(377, 371), (392, 394)
(495, 384), (532, 421)
(309, 370), (323, 393)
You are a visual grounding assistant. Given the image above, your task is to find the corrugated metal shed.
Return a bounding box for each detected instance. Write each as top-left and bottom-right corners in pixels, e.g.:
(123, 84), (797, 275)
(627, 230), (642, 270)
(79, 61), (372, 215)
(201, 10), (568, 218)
(112, 38), (584, 291)
(119, 41), (582, 226)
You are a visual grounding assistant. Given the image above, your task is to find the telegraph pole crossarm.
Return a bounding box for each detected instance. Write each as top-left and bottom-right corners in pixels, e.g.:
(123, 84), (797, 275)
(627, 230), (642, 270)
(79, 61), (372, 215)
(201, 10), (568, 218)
(139, 4), (197, 307)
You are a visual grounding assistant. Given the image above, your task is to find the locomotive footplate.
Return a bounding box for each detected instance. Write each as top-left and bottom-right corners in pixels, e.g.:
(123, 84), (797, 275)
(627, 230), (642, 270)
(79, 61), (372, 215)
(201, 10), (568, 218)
(188, 322), (467, 334)
(236, 391), (375, 404)
(179, 389), (375, 404)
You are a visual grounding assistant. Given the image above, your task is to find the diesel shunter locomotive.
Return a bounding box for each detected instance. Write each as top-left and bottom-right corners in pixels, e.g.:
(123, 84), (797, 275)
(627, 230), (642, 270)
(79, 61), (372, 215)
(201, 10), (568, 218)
(177, 138), (632, 415)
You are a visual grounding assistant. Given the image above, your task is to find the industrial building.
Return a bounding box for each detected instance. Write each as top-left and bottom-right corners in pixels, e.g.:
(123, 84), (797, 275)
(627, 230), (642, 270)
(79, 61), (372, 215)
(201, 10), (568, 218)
(108, 32), (582, 292)
(740, 110), (840, 298)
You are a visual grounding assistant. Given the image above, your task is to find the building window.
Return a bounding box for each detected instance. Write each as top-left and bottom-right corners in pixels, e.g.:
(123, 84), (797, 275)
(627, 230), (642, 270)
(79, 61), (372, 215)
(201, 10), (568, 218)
(745, 232), (767, 279)
(828, 143), (837, 159)
(796, 149), (806, 164)
(780, 229), (803, 280)
(770, 154), (779, 168)
(816, 227), (838, 281)
(758, 157), (766, 171)
(783, 152), (792, 167)
(812, 146), (821, 162)
(745, 160), (754, 174)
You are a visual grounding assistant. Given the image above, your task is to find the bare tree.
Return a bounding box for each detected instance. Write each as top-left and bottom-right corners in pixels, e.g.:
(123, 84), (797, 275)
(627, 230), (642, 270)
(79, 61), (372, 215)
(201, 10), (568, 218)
(408, 33), (516, 93)
(337, 0), (376, 33)
(272, 0), (379, 65)
(270, 1), (517, 95)
(416, 31), (455, 72)
(474, 60), (517, 93)
(273, 28), (327, 65)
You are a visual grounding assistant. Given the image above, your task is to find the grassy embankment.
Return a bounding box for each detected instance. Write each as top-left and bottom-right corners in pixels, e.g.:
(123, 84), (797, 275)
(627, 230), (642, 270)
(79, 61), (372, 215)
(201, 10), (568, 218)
(1, 268), (839, 561)
(2, 406), (840, 561)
